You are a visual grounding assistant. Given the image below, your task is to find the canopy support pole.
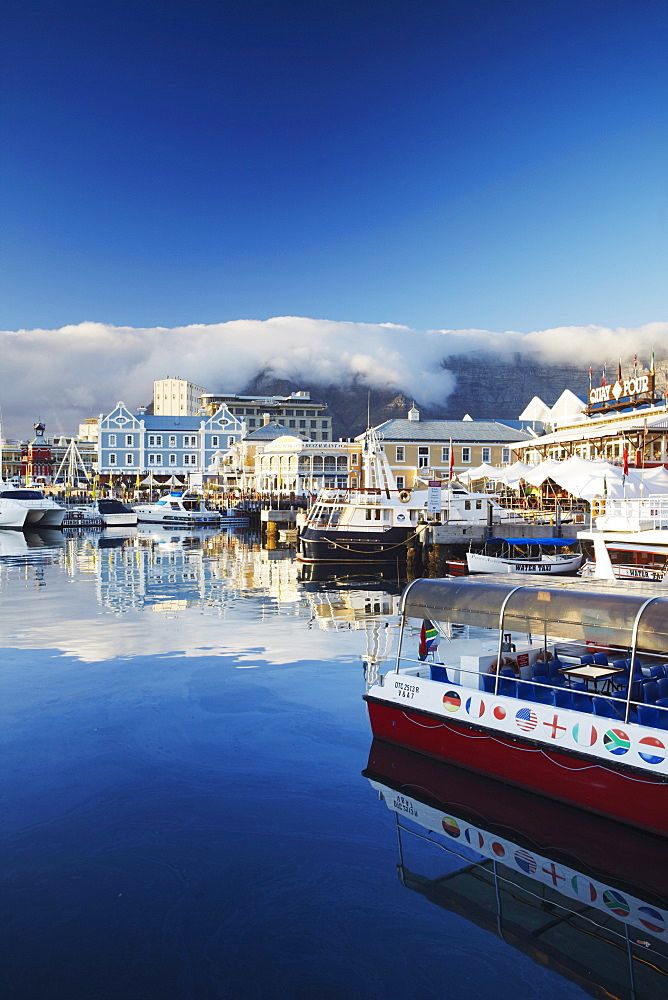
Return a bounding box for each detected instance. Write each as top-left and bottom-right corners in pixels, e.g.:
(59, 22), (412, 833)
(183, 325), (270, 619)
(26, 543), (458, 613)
(625, 595), (663, 723)
(495, 586), (524, 695)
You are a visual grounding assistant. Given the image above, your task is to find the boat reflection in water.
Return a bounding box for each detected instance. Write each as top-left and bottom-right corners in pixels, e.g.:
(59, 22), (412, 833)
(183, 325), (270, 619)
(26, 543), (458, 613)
(0, 528), (65, 563)
(364, 739), (668, 1000)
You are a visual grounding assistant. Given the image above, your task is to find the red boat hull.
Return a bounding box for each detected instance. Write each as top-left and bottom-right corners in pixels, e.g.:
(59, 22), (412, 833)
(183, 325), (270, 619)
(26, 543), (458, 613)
(365, 697), (668, 835)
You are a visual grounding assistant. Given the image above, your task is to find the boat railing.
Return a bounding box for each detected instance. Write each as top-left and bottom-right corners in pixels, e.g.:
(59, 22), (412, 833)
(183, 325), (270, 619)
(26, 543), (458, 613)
(390, 650), (668, 729)
(596, 494), (668, 531)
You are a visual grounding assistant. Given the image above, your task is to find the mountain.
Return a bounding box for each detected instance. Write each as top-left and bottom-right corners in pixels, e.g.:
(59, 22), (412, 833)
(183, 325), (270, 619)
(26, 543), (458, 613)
(243, 353), (596, 439)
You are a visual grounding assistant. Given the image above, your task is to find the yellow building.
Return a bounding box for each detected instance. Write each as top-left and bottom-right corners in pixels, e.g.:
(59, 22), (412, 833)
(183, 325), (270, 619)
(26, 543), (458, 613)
(364, 407), (532, 490)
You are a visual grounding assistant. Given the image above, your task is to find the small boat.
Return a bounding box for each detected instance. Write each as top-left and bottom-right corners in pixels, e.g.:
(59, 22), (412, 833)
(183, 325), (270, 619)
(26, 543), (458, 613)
(364, 576), (668, 834)
(364, 741), (668, 999)
(218, 506), (250, 527)
(466, 536), (583, 575)
(0, 487), (65, 528)
(134, 490), (221, 526)
(298, 428), (528, 563)
(579, 494), (668, 582)
(62, 507), (104, 528)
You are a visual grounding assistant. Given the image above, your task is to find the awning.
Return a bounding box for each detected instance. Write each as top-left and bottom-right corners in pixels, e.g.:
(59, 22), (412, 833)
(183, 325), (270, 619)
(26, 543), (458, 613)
(401, 577), (668, 652)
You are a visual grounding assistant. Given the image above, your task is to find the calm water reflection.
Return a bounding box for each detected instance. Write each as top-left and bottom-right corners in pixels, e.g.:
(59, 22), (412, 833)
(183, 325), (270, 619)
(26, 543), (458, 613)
(2, 528), (661, 999)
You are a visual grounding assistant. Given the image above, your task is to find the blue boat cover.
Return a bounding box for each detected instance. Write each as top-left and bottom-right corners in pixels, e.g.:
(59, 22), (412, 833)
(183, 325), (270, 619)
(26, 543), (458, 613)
(486, 537), (576, 547)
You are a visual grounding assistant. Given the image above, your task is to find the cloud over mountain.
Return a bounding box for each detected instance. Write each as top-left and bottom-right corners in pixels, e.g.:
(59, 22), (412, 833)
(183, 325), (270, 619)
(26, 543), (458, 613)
(1, 317), (665, 438)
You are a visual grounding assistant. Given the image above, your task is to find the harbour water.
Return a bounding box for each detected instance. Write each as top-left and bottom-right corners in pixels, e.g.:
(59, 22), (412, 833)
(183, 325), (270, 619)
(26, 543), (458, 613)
(1, 528), (662, 999)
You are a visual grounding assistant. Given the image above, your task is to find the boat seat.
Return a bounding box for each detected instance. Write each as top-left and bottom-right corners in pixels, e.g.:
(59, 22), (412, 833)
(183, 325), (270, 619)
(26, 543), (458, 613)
(637, 704), (662, 728)
(481, 674), (497, 694)
(531, 683), (552, 705)
(499, 677), (518, 698)
(429, 664), (450, 683)
(571, 692), (593, 712)
(579, 654), (595, 665)
(593, 698), (623, 721)
(645, 664), (665, 680)
(516, 680), (534, 701)
(655, 699), (668, 729)
(592, 651), (609, 666)
(657, 677), (668, 700)
(551, 688), (574, 710)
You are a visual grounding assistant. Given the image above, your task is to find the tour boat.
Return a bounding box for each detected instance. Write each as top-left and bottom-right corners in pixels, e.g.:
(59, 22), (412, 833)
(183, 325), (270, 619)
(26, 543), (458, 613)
(298, 428), (527, 563)
(134, 490), (222, 526)
(364, 576), (668, 834)
(364, 740), (668, 999)
(466, 536), (583, 575)
(0, 487), (65, 528)
(579, 494), (668, 582)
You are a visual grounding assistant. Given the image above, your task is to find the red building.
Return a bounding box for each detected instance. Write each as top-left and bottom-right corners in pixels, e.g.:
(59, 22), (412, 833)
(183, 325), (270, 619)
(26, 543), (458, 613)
(20, 422), (53, 483)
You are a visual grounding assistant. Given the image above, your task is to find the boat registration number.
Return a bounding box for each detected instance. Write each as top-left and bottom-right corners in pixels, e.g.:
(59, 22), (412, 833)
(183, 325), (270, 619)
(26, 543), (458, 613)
(395, 680), (419, 699)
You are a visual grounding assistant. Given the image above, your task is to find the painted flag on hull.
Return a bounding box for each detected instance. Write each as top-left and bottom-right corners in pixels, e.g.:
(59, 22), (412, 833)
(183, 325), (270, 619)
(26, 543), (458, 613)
(418, 619), (439, 660)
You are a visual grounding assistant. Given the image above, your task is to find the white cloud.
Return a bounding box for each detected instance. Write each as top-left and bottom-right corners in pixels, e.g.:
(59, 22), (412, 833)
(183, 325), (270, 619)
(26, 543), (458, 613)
(0, 316), (666, 438)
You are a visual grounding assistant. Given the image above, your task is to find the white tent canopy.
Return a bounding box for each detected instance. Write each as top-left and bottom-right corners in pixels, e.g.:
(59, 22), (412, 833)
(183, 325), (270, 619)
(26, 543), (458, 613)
(457, 457), (668, 501)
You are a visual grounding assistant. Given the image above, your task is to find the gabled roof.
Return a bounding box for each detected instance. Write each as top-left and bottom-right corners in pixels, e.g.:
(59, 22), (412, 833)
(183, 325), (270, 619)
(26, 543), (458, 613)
(243, 421), (299, 441)
(368, 419), (532, 443)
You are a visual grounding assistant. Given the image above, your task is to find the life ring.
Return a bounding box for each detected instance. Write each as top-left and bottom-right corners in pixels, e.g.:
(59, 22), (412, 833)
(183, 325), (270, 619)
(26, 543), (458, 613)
(398, 490), (411, 503)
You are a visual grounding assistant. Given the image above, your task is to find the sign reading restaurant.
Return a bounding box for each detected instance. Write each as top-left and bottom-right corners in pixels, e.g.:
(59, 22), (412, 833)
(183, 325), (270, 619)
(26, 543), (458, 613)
(587, 371), (660, 415)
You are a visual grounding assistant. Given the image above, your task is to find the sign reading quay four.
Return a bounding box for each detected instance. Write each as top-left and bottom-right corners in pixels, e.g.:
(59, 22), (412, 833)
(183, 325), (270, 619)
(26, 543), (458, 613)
(587, 373), (659, 414)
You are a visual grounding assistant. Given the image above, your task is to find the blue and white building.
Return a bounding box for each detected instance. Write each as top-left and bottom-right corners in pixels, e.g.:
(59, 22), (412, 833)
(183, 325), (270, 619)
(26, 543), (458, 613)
(98, 401), (245, 476)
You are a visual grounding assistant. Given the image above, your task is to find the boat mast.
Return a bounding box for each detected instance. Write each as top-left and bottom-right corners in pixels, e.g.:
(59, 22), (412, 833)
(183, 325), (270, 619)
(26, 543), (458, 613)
(53, 439), (90, 493)
(361, 427), (397, 497)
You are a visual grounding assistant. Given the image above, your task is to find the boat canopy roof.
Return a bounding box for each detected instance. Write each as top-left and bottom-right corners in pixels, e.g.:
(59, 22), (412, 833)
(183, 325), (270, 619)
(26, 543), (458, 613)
(401, 577), (668, 653)
(486, 537), (575, 547)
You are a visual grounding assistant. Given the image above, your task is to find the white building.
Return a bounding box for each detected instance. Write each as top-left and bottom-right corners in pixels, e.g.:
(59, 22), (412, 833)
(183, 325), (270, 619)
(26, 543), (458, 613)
(153, 377), (208, 417)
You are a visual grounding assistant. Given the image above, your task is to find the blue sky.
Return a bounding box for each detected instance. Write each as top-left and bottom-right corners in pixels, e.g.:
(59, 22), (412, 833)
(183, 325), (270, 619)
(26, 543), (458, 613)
(2, 0), (667, 334)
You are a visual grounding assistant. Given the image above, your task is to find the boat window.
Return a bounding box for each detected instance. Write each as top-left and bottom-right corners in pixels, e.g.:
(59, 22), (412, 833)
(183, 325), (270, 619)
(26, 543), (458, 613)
(383, 509), (390, 521)
(366, 509), (372, 520)
(476, 499), (482, 510)
(0, 490), (44, 499)
(171, 503), (181, 510)
(329, 510), (341, 527)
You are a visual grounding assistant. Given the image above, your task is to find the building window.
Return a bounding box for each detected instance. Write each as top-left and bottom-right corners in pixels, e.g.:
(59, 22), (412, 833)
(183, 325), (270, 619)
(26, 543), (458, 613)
(109, 453), (116, 465)
(296, 410), (304, 416)
(396, 475), (405, 489)
(441, 446), (450, 463)
(211, 436), (219, 447)
(148, 435), (162, 446)
(285, 409), (293, 416)
(108, 434), (116, 446)
(502, 447), (510, 463)
(169, 436), (176, 446)
(418, 447), (429, 468)
(125, 454), (134, 466)
(321, 432), (328, 440)
(169, 454), (176, 465)
(310, 420), (317, 428)
(148, 454), (155, 465)
(462, 447), (471, 463)
(227, 437), (234, 447)
(396, 446), (405, 462)
(184, 453), (197, 466)
(482, 447), (491, 463)
(125, 434), (133, 446)
(299, 420), (306, 428)
(289, 420), (296, 428)
(248, 419), (256, 427)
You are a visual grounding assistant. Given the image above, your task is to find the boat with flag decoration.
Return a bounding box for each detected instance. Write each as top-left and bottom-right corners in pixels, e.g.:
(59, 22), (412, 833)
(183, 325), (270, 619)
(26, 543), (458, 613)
(364, 575), (668, 834)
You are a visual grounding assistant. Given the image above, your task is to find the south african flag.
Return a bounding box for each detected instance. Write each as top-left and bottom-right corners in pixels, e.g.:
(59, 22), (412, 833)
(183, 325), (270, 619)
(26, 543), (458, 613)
(418, 619), (439, 660)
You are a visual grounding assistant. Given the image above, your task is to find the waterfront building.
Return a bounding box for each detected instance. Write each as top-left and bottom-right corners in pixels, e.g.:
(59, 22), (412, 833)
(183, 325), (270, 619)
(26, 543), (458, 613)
(218, 420), (355, 494)
(97, 401), (245, 477)
(199, 389), (332, 441)
(364, 406), (533, 490)
(511, 365), (668, 466)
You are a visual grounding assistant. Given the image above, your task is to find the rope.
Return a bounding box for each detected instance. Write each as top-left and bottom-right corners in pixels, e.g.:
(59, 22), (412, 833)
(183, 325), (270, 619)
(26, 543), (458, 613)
(325, 528), (423, 555)
(399, 713), (668, 782)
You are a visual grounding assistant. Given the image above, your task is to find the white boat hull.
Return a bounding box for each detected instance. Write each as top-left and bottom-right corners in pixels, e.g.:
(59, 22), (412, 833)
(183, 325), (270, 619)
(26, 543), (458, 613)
(467, 552), (583, 574)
